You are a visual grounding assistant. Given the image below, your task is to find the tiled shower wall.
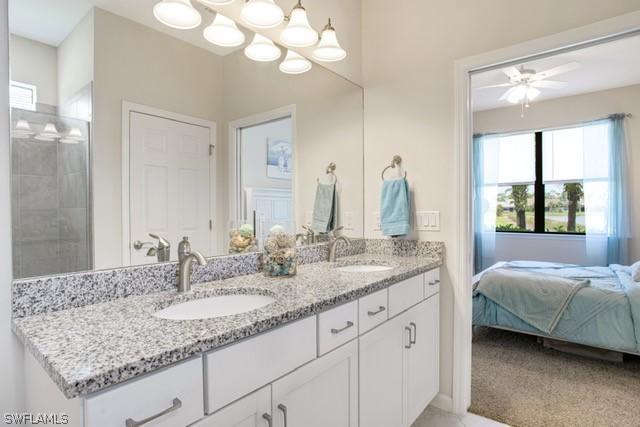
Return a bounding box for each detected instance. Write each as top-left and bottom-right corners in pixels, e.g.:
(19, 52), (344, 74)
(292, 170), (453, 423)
(11, 108), (91, 278)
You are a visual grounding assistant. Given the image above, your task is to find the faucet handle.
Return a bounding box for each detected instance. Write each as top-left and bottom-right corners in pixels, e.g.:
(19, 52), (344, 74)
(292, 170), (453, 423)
(148, 233), (170, 249)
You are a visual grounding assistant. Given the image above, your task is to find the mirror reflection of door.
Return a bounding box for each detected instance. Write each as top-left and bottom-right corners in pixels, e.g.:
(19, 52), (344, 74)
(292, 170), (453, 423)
(128, 111), (214, 265)
(239, 116), (294, 245)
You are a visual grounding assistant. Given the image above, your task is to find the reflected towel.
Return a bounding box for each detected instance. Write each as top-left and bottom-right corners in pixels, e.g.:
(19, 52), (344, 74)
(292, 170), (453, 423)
(311, 183), (337, 233)
(381, 178), (410, 237)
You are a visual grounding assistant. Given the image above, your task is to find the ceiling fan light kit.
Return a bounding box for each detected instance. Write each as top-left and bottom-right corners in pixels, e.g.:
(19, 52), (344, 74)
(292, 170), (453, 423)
(152, 0), (347, 75)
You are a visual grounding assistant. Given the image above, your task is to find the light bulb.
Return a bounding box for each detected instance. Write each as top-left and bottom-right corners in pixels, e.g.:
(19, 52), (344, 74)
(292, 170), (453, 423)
(153, 0), (202, 30)
(280, 2), (317, 47)
(197, 0), (235, 5)
(244, 34), (281, 62)
(312, 18), (346, 62)
(241, 0), (284, 29)
(203, 14), (246, 47)
(279, 50), (312, 74)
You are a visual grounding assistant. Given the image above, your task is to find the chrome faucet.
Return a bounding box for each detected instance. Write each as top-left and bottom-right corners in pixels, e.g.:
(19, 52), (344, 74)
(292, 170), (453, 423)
(133, 233), (171, 262)
(328, 227), (351, 262)
(177, 250), (207, 293)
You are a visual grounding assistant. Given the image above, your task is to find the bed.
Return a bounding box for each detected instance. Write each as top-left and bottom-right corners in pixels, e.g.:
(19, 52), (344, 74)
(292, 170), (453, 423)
(473, 261), (640, 355)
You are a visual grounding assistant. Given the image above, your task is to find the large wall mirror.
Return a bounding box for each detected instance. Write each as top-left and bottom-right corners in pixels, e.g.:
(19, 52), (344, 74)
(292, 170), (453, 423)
(8, 1), (364, 279)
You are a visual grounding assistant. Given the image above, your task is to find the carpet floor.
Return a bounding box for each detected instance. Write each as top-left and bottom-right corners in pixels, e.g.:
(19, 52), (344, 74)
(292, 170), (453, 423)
(470, 327), (640, 427)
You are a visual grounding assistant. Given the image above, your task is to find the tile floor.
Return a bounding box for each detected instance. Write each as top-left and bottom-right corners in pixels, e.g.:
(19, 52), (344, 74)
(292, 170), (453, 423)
(413, 406), (509, 427)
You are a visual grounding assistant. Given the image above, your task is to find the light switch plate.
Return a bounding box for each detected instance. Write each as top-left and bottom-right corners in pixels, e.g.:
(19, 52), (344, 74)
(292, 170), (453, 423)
(344, 211), (355, 231)
(416, 211), (440, 231)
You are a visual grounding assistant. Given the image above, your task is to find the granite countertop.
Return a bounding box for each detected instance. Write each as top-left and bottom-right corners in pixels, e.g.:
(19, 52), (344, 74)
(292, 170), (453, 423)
(12, 253), (442, 399)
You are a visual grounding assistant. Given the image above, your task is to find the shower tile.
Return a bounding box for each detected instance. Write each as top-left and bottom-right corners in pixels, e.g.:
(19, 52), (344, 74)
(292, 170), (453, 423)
(18, 175), (58, 210)
(60, 172), (87, 208)
(19, 209), (59, 240)
(13, 140), (57, 176)
(59, 239), (89, 273)
(19, 240), (61, 278)
(59, 143), (87, 175)
(60, 208), (87, 240)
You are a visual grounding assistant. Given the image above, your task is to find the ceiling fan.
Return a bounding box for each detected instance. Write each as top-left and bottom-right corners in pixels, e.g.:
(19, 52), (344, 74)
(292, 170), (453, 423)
(478, 61), (580, 116)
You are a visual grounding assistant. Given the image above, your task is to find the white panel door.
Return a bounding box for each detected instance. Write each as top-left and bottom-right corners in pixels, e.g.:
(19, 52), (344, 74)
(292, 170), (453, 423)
(359, 315), (406, 427)
(129, 112), (211, 264)
(405, 296), (440, 425)
(272, 340), (358, 427)
(194, 386), (271, 427)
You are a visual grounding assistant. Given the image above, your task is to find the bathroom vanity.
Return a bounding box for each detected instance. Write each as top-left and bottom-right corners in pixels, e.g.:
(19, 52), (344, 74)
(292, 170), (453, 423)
(14, 248), (442, 427)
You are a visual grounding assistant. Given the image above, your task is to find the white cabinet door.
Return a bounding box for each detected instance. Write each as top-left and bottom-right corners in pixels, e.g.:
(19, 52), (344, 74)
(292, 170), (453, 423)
(271, 340), (358, 427)
(359, 314), (407, 427)
(405, 295), (440, 425)
(194, 387), (271, 427)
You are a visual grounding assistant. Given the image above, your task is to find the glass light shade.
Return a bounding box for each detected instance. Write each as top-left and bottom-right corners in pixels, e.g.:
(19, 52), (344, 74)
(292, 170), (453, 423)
(40, 123), (61, 138)
(280, 5), (317, 47)
(13, 119), (34, 138)
(203, 14), (245, 47)
(241, 0), (284, 29)
(153, 0), (202, 30)
(198, 0), (235, 5)
(312, 20), (346, 62)
(507, 85), (541, 104)
(279, 50), (312, 74)
(526, 87), (541, 101)
(244, 34), (281, 62)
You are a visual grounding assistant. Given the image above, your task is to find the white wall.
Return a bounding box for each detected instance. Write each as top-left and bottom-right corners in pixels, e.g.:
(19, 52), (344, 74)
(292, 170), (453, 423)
(1, 0), (25, 413)
(92, 8), (224, 269)
(57, 10), (93, 110)
(241, 117), (292, 191)
(361, 0), (640, 402)
(474, 84), (640, 263)
(9, 34), (57, 106)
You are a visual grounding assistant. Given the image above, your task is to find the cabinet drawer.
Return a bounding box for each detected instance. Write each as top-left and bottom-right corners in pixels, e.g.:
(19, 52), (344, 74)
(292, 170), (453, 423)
(205, 316), (316, 414)
(358, 289), (388, 334)
(388, 274), (424, 318)
(424, 268), (440, 299)
(318, 300), (358, 356)
(85, 357), (203, 427)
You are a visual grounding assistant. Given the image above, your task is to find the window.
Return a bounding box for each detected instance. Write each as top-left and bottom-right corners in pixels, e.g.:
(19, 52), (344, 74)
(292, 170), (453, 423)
(10, 81), (37, 111)
(487, 123), (610, 234)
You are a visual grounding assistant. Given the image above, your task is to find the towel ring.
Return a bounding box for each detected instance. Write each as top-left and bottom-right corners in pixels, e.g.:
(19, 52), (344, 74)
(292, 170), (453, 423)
(318, 162), (338, 184)
(381, 155), (407, 181)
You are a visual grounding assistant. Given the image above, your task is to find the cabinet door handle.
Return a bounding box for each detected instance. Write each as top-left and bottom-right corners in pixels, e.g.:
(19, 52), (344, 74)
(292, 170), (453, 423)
(367, 306), (386, 316)
(331, 321), (354, 334)
(277, 404), (288, 427)
(125, 398), (181, 427)
(404, 326), (412, 349)
(262, 413), (273, 427)
(410, 322), (417, 344)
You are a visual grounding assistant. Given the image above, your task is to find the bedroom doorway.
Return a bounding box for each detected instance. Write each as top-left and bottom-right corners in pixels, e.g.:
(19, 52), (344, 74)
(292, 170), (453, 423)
(463, 24), (640, 427)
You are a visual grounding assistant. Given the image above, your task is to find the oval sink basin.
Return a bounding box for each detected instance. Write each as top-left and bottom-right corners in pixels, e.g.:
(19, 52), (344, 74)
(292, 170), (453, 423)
(154, 294), (276, 320)
(335, 264), (394, 273)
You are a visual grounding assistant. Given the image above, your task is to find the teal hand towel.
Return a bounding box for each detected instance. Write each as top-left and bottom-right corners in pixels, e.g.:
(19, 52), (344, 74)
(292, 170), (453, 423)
(311, 182), (337, 233)
(381, 178), (410, 236)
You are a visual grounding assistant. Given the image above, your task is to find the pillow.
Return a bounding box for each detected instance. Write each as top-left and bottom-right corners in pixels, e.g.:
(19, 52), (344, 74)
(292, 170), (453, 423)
(632, 261), (640, 282)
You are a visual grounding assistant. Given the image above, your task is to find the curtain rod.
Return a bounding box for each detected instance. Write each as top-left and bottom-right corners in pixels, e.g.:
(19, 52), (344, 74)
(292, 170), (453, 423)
(473, 113), (632, 138)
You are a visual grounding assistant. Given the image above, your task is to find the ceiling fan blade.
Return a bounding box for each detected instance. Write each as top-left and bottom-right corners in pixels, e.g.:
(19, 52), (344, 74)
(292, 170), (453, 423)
(476, 83), (514, 89)
(532, 62), (580, 80)
(501, 66), (522, 80)
(499, 87), (518, 101)
(530, 80), (567, 89)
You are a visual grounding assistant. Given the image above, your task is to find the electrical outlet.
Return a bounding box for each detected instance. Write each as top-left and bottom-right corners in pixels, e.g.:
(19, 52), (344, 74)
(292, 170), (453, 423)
(372, 211), (381, 231)
(416, 211), (440, 231)
(343, 211), (355, 230)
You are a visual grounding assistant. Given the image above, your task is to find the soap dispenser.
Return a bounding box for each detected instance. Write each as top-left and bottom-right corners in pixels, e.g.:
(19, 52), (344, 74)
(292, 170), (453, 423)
(178, 236), (191, 263)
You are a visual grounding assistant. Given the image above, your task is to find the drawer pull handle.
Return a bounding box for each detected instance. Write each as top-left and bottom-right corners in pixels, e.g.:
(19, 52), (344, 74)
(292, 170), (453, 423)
(262, 413), (273, 427)
(278, 404), (288, 427)
(367, 306), (386, 316)
(125, 398), (181, 427)
(331, 321), (354, 334)
(410, 322), (417, 344)
(404, 326), (412, 349)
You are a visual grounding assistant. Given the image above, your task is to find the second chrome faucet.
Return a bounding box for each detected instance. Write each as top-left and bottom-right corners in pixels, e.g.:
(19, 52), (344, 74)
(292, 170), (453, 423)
(177, 236), (207, 293)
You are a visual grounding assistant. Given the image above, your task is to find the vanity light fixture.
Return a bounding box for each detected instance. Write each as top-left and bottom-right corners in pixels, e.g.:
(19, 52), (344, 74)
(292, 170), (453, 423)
(60, 127), (85, 144)
(312, 18), (346, 62)
(244, 33), (281, 62)
(203, 13), (246, 47)
(280, 1), (317, 48)
(198, 0), (235, 5)
(241, 0), (284, 29)
(12, 119), (34, 139)
(35, 123), (61, 142)
(279, 50), (312, 74)
(153, 0), (202, 30)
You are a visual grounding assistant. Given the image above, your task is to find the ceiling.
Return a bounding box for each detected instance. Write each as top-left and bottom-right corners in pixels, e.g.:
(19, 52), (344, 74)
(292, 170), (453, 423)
(471, 35), (640, 112)
(9, 0), (244, 56)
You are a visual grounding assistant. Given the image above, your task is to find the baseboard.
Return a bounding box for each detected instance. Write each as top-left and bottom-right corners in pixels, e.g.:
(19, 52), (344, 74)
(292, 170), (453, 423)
(430, 393), (453, 412)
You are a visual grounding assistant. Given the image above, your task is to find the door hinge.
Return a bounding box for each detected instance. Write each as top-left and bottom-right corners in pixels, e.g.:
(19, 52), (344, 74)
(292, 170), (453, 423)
(209, 144), (215, 156)
(209, 219), (213, 230)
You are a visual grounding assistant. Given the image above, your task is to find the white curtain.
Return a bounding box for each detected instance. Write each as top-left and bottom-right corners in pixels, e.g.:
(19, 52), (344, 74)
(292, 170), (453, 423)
(473, 134), (499, 272)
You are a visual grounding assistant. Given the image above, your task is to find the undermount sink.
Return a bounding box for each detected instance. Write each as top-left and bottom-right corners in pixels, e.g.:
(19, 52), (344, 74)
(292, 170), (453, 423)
(335, 264), (394, 273)
(154, 294), (276, 320)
